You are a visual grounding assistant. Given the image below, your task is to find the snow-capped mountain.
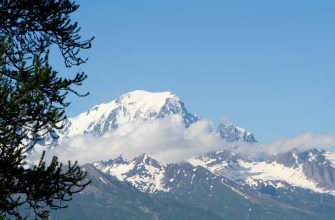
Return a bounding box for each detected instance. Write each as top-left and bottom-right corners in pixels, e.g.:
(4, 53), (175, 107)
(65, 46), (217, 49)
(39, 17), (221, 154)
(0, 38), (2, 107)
(271, 149), (335, 190)
(93, 148), (335, 205)
(55, 162), (334, 220)
(216, 123), (256, 143)
(188, 149), (335, 195)
(87, 150), (335, 219)
(93, 154), (168, 193)
(45, 90), (335, 197)
(92, 148), (335, 197)
(41, 89), (335, 219)
(61, 90), (198, 137)
(42, 90), (257, 148)
(48, 89), (335, 198)
(92, 153), (243, 195)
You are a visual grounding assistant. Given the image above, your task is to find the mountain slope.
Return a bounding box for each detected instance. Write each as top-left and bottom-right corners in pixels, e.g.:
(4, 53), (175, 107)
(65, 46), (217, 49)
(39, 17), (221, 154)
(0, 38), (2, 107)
(89, 156), (334, 220)
(50, 164), (224, 220)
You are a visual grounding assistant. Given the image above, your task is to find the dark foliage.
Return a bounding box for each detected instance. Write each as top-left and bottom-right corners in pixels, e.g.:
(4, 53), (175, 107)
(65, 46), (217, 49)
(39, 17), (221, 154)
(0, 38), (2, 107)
(0, 0), (94, 67)
(0, 0), (93, 219)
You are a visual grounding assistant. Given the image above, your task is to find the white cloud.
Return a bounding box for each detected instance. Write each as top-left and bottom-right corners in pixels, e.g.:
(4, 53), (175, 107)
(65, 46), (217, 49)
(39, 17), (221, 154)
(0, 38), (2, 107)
(30, 116), (335, 164)
(34, 115), (224, 164)
(256, 133), (335, 155)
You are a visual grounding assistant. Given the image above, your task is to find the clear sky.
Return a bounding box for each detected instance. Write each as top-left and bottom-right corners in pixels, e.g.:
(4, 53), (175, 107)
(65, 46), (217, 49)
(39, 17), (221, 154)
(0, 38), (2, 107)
(51, 0), (335, 143)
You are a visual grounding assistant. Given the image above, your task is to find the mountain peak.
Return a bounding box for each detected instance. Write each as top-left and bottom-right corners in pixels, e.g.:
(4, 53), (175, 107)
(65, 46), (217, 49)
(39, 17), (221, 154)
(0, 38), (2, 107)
(116, 90), (176, 111)
(60, 90), (198, 137)
(93, 154), (168, 193)
(216, 122), (257, 143)
(133, 153), (149, 163)
(131, 153), (163, 169)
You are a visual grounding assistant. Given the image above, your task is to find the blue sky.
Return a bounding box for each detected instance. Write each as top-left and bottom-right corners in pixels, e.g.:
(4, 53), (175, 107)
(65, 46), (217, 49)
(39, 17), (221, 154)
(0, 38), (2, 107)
(51, 0), (335, 142)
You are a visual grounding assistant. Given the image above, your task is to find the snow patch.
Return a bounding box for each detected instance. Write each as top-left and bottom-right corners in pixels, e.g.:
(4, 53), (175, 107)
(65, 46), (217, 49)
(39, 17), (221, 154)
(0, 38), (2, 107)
(99, 176), (108, 184)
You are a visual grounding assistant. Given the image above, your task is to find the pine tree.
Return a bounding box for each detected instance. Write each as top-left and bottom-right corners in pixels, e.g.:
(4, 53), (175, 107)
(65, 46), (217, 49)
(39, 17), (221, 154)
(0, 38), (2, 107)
(0, 0), (94, 219)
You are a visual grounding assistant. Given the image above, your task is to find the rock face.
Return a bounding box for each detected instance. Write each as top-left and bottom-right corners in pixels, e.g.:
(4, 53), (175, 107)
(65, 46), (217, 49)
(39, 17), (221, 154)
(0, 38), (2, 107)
(216, 123), (256, 143)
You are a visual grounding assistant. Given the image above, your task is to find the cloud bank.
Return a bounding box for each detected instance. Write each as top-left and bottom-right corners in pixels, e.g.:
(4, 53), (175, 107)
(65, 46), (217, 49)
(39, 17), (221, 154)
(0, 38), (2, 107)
(36, 115), (223, 164)
(31, 115), (335, 164)
(254, 133), (335, 155)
